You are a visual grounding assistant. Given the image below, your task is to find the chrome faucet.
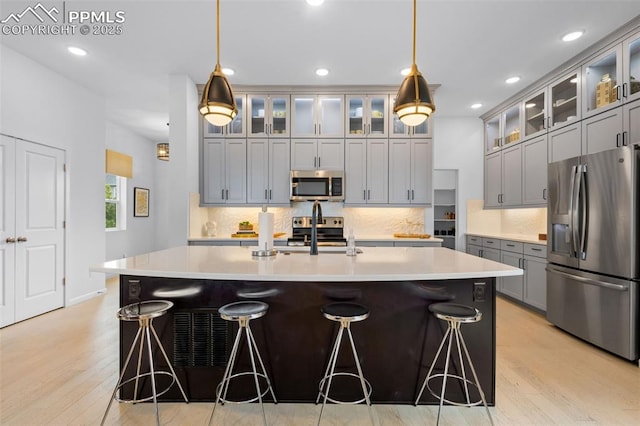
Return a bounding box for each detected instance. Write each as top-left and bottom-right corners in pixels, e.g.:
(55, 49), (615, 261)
(310, 200), (323, 255)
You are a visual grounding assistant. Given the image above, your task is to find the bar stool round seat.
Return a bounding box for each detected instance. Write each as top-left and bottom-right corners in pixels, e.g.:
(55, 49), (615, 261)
(317, 302), (374, 425)
(210, 301), (276, 426)
(102, 300), (188, 426)
(415, 302), (493, 425)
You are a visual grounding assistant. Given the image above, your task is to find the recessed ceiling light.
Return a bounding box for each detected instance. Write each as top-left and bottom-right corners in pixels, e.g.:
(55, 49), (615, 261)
(222, 67), (234, 76)
(315, 68), (329, 77)
(67, 46), (87, 56)
(525, 103), (536, 109)
(400, 68), (411, 76)
(470, 103), (483, 109)
(505, 76), (520, 84)
(306, 0), (324, 5)
(562, 31), (584, 42)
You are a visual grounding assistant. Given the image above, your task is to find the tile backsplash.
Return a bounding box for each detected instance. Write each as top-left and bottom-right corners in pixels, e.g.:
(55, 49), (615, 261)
(189, 194), (427, 237)
(466, 199), (547, 237)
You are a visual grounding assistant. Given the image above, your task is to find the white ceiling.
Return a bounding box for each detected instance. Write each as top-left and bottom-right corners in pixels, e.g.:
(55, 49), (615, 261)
(2, 0), (640, 141)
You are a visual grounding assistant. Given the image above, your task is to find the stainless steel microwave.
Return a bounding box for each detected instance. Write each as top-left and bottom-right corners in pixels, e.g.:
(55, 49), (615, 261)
(290, 170), (344, 202)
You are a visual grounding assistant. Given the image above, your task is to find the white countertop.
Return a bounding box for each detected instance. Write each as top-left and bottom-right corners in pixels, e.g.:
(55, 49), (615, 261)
(188, 234), (444, 243)
(92, 246), (522, 282)
(466, 232), (547, 245)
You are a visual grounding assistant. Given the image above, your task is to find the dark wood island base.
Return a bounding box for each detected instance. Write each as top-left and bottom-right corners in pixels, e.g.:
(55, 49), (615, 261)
(118, 275), (496, 405)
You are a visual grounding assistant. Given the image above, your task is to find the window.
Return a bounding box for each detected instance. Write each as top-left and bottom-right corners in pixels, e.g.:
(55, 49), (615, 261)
(105, 174), (127, 230)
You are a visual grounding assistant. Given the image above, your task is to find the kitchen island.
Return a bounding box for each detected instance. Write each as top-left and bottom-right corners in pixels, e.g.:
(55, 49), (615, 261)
(93, 245), (521, 404)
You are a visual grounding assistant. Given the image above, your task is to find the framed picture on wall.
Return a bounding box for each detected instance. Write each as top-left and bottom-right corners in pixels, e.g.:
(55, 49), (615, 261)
(133, 187), (149, 217)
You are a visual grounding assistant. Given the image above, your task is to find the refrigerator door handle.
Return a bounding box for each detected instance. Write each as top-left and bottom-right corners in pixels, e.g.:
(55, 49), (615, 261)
(569, 165), (578, 258)
(545, 268), (628, 291)
(578, 165), (587, 260)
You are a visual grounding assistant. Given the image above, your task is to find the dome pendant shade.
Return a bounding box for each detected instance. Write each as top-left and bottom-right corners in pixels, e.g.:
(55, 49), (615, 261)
(199, 64), (238, 126)
(394, 65), (434, 126)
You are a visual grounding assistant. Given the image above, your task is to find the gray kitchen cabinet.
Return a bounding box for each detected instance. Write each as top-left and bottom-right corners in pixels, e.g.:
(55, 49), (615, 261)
(247, 94), (290, 137)
(582, 107), (623, 154)
(484, 152), (502, 208)
(548, 122), (581, 162)
(622, 30), (640, 104)
(388, 138), (433, 205)
(523, 88), (547, 140)
(290, 138), (344, 170)
(482, 247), (501, 262)
(623, 98), (640, 145)
(502, 144), (522, 207)
(582, 45), (623, 120)
(467, 244), (482, 257)
(292, 95), (344, 138)
(201, 138), (246, 205)
(522, 135), (548, 206)
(523, 254), (547, 311)
(356, 241), (394, 247)
(345, 138), (388, 204)
(394, 240), (442, 247)
(247, 138), (291, 205)
(346, 94), (388, 138)
(500, 250), (524, 301)
(548, 70), (581, 132)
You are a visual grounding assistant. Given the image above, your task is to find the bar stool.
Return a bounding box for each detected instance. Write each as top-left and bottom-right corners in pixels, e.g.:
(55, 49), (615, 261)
(209, 301), (276, 426)
(316, 302), (374, 425)
(415, 303), (493, 425)
(101, 300), (188, 426)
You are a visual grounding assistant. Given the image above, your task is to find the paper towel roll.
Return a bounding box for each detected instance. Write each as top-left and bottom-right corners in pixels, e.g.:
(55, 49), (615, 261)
(258, 211), (274, 251)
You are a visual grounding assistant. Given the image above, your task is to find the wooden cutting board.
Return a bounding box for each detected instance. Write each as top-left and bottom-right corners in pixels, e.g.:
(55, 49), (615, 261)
(231, 232), (287, 238)
(393, 233), (432, 239)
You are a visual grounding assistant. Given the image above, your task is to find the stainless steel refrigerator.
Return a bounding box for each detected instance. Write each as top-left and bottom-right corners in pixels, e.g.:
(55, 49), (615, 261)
(547, 144), (639, 361)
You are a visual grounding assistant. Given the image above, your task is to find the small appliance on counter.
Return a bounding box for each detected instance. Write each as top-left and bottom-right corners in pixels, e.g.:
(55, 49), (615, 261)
(287, 216), (347, 246)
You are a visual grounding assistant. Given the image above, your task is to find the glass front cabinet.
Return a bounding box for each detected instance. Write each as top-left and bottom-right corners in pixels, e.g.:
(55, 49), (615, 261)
(523, 89), (546, 139)
(582, 45), (623, 118)
(623, 30), (640, 104)
(346, 94), (388, 137)
(549, 71), (581, 131)
(292, 95), (344, 138)
(202, 95), (246, 137)
(502, 103), (522, 146)
(389, 96), (432, 138)
(247, 95), (290, 137)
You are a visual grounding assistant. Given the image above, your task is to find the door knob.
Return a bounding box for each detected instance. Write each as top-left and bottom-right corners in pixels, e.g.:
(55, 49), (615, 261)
(5, 237), (16, 243)
(16, 236), (27, 242)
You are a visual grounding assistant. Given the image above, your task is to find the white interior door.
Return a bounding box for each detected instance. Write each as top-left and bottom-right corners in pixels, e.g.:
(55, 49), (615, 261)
(0, 136), (16, 327)
(14, 141), (65, 323)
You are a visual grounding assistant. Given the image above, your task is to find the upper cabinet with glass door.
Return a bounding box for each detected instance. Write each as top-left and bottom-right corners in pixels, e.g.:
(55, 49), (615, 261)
(622, 30), (640, 104)
(247, 94), (290, 137)
(502, 103), (522, 145)
(346, 95), (388, 138)
(485, 114), (501, 153)
(203, 94), (246, 138)
(389, 96), (433, 138)
(292, 95), (344, 138)
(549, 71), (581, 131)
(523, 89), (546, 139)
(582, 45), (623, 118)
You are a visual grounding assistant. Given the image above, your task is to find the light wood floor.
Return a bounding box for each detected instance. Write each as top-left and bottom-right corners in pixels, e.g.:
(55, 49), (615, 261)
(1, 278), (638, 425)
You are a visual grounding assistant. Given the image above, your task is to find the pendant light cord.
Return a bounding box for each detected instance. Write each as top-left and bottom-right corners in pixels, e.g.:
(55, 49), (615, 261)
(216, 0), (221, 67)
(412, 0), (416, 66)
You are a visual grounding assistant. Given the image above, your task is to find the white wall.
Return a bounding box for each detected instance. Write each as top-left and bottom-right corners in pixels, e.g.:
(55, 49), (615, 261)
(432, 116), (484, 251)
(0, 45), (106, 304)
(105, 122), (158, 261)
(157, 74), (199, 249)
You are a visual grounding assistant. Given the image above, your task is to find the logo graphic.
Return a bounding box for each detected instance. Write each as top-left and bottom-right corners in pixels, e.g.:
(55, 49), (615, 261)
(1, 2), (59, 24)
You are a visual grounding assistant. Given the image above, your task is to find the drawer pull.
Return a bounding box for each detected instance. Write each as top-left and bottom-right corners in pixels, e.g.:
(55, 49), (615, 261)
(506, 244), (515, 247)
(530, 247), (542, 251)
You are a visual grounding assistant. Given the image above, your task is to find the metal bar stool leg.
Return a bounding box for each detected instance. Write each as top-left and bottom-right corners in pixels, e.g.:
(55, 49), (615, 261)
(246, 324), (267, 425)
(144, 323), (160, 426)
(415, 326), (451, 405)
(209, 326), (243, 425)
(458, 329), (494, 426)
(318, 325), (344, 425)
(133, 322), (146, 403)
(247, 325), (278, 403)
(346, 324), (375, 425)
(101, 327), (142, 426)
(150, 324), (189, 403)
(436, 325), (455, 426)
(315, 325), (342, 405)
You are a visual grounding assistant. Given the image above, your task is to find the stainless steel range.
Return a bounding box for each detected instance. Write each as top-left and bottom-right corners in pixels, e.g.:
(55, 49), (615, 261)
(287, 216), (346, 247)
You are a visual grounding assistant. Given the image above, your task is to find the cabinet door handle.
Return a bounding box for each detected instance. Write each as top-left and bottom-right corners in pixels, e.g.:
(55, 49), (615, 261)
(314, 157), (317, 168)
(265, 123), (268, 134)
(543, 188), (547, 200)
(411, 189), (415, 200)
(221, 189), (225, 199)
(507, 243), (515, 247)
(368, 189), (371, 200)
(318, 123), (321, 135)
(314, 123), (317, 135)
(269, 189), (272, 200)
(623, 131), (628, 146)
(531, 247), (542, 252)
(479, 249), (483, 258)
(616, 85), (622, 101)
(225, 189), (229, 200)
(616, 133), (622, 147)
(265, 189), (268, 200)
(5, 237), (16, 243)
(17, 236), (27, 243)
(407, 190), (411, 200)
(318, 157), (321, 168)
(363, 189), (367, 200)
(623, 82), (628, 98)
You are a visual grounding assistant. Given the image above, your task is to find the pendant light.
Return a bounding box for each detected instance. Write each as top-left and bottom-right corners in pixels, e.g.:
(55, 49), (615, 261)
(199, 0), (237, 126)
(393, 0), (435, 126)
(157, 143), (169, 161)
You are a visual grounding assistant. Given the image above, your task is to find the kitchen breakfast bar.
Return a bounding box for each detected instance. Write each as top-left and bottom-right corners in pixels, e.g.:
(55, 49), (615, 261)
(92, 246), (521, 405)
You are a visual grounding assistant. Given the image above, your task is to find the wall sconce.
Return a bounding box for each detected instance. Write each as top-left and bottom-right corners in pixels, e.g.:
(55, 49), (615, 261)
(157, 143), (169, 161)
